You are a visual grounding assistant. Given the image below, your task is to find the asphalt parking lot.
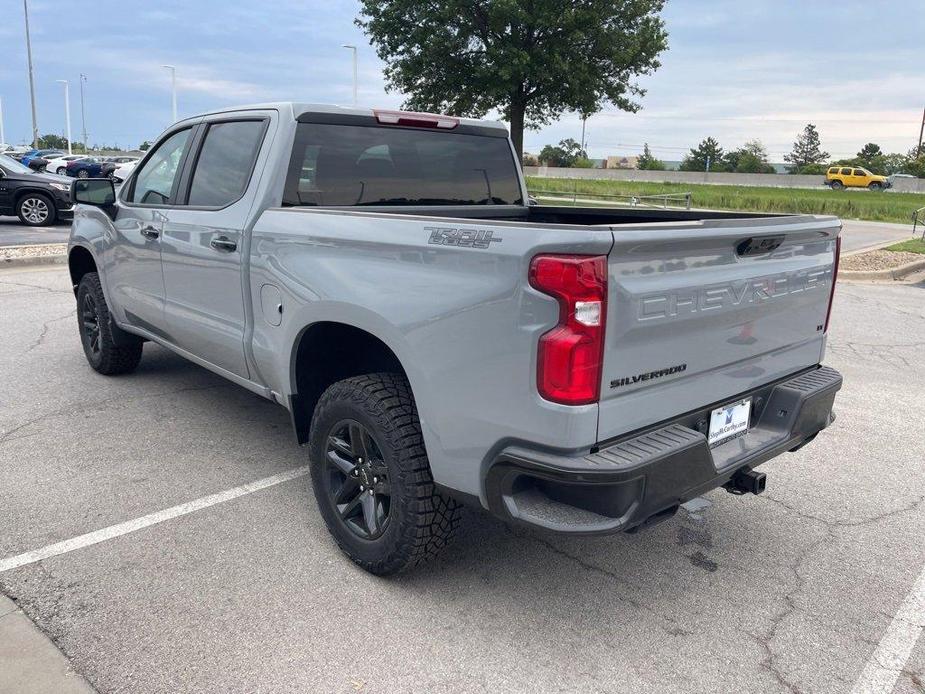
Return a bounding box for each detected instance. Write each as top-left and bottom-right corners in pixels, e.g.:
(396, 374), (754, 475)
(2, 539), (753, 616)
(1, 265), (924, 694)
(0, 216), (70, 246)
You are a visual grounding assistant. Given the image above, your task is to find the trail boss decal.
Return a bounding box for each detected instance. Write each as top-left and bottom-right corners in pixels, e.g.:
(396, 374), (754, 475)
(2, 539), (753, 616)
(610, 363), (687, 389)
(426, 227), (502, 249)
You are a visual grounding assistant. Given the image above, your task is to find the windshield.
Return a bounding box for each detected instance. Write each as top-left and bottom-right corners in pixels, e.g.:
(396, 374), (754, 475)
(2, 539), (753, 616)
(0, 154), (33, 175)
(282, 123), (522, 207)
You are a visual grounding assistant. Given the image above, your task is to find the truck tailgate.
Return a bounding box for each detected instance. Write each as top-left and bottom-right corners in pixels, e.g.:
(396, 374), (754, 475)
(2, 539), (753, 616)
(597, 215), (839, 443)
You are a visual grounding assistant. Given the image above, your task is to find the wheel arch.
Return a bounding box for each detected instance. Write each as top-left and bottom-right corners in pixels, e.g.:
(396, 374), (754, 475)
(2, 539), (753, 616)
(68, 244), (98, 295)
(287, 321), (412, 446)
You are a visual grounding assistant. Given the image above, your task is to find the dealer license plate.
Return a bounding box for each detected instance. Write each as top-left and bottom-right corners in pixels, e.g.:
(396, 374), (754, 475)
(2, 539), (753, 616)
(708, 399), (751, 447)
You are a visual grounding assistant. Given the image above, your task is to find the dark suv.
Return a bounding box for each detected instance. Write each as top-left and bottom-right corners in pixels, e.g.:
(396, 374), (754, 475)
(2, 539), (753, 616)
(0, 153), (73, 226)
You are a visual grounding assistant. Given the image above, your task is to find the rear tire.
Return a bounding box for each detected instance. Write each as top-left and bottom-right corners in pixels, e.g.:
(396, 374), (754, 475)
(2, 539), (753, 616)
(76, 272), (143, 375)
(309, 373), (461, 575)
(830, 180), (845, 190)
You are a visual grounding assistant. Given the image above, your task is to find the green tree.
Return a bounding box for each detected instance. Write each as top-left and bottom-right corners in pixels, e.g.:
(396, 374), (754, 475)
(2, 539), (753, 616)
(538, 138), (587, 167)
(680, 137), (725, 172)
(856, 142), (882, 166)
(357, 0), (668, 160)
(139, 140), (152, 151)
(636, 143), (665, 170)
(36, 133), (69, 150)
(784, 124), (829, 172)
(725, 140), (775, 174)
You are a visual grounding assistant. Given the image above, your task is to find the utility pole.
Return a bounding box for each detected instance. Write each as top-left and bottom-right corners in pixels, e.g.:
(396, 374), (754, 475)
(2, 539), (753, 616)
(917, 105), (925, 158)
(79, 73), (88, 151)
(56, 80), (72, 154)
(580, 114), (587, 155)
(23, 0), (39, 148)
(162, 65), (177, 123)
(342, 45), (358, 106)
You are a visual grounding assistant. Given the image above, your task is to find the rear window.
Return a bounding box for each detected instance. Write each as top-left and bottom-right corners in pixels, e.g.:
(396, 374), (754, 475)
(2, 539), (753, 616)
(282, 123), (522, 207)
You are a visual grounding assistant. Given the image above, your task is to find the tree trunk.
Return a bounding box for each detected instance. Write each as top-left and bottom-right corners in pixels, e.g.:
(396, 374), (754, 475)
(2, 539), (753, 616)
(509, 100), (526, 164)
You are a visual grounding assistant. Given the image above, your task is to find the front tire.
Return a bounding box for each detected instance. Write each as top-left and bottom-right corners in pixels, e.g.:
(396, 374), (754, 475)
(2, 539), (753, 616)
(309, 373), (461, 575)
(16, 193), (56, 226)
(56, 166), (66, 175)
(868, 182), (882, 191)
(77, 169), (90, 179)
(76, 273), (143, 375)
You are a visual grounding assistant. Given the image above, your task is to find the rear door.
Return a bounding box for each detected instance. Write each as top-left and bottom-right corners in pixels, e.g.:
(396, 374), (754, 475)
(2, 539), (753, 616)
(597, 215), (839, 442)
(159, 112), (273, 378)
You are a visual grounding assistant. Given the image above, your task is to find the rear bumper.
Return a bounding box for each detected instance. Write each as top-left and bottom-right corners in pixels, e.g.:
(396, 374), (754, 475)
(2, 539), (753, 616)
(485, 365), (842, 535)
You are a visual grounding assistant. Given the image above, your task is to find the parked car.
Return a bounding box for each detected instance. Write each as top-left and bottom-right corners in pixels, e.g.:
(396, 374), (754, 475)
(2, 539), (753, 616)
(0, 153), (72, 225)
(21, 149), (64, 167)
(68, 103), (842, 575)
(45, 154), (95, 175)
(824, 166), (891, 190)
(66, 157), (117, 179)
(27, 156), (51, 172)
(887, 172), (916, 186)
(110, 160), (138, 184)
(102, 155), (140, 165)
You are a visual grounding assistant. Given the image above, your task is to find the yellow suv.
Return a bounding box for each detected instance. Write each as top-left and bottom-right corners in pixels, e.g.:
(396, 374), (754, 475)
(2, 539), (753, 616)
(825, 166), (891, 191)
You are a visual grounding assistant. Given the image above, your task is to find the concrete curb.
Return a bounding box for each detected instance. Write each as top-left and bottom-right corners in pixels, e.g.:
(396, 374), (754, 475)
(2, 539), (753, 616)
(0, 595), (96, 693)
(1, 254), (68, 269)
(840, 257), (925, 281)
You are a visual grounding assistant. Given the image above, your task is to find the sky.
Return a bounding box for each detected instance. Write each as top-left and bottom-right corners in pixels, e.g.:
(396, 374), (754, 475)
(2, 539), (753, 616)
(1, 0), (923, 162)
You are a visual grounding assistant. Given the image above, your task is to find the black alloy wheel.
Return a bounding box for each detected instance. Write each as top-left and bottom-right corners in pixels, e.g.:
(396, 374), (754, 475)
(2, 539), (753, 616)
(322, 419), (391, 539)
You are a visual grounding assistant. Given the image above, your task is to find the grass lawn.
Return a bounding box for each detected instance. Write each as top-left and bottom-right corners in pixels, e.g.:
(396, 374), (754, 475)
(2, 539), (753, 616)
(526, 176), (925, 225)
(885, 238), (925, 254)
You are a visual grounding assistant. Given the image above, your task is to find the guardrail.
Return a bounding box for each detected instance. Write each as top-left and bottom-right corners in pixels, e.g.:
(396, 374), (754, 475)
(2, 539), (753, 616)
(914, 206), (925, 239)
(530, 189), (693, 210)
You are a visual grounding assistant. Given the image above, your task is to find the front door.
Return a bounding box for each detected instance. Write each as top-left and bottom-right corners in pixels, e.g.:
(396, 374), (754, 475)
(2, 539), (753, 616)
(106, 126), (195, 335)
(159, 116), (270, 379)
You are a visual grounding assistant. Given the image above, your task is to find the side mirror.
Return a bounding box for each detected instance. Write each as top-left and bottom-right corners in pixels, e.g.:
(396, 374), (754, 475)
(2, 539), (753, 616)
(72, 178), (116, 207)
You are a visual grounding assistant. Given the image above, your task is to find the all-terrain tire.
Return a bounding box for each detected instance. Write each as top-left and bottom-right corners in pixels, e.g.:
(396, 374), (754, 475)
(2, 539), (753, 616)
(830, 180), (845, 190)
(76, 272), (143, 375)
(309, 373), (461, 575)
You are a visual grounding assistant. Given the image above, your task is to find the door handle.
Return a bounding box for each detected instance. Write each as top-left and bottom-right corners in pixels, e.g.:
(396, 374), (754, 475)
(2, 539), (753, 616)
(210, 236), (237, 252)
(140, 225), (160, 240)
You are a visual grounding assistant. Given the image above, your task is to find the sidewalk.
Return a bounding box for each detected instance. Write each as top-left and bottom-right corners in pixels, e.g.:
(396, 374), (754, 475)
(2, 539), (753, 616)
(0, 595), (95, 694)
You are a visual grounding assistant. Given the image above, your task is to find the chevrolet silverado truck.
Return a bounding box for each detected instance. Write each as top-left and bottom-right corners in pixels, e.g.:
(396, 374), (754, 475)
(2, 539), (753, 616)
(67, 103), (843, 575)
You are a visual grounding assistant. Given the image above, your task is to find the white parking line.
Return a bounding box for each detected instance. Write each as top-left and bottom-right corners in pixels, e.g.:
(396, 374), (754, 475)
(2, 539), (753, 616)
(851, 562), (925, 694)
(0, 465), (311, 574)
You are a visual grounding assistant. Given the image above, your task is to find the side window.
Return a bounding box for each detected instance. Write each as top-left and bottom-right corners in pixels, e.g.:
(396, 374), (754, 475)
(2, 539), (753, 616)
(853, 169), (865, 177)
(187, 120), (265, 207)
(128, 128), (192, 205)
(840, 168), (852, 176)
(828, 167), (838, 174)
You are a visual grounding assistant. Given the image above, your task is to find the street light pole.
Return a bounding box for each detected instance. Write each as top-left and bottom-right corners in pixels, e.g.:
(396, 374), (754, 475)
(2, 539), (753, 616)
(162, 65), (177, 123)
(342, 45), (358, 106)
(79, 73), (88, 151)
(23, 0), (39, 148)
(56, 80), (72, 154)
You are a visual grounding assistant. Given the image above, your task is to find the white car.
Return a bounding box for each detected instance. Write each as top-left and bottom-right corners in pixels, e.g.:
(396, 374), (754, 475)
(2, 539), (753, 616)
(44, 154), (93, 175)
(111, 159), (138, 184)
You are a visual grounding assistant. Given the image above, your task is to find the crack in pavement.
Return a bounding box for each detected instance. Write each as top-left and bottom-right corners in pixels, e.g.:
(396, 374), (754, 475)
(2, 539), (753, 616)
(0, 383), (231, 446)
(519, 530), (694, 638)
(23, 310), (76, 354)
(0, 278), (72, 296)
(743, 493), (925, 693)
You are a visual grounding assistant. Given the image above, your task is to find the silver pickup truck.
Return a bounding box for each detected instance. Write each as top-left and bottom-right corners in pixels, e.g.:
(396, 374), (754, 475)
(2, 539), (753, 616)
(68, 103), (842, 574)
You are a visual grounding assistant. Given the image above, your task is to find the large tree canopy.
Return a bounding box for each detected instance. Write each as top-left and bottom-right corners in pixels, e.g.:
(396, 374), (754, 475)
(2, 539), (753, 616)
(357, 0), (668, 159)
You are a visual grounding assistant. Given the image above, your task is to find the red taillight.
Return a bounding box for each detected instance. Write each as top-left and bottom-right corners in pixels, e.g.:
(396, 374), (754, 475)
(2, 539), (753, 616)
(824, 235), (841, 333)
(529, 254), (608, 405)
(373, 109), (459, 129)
